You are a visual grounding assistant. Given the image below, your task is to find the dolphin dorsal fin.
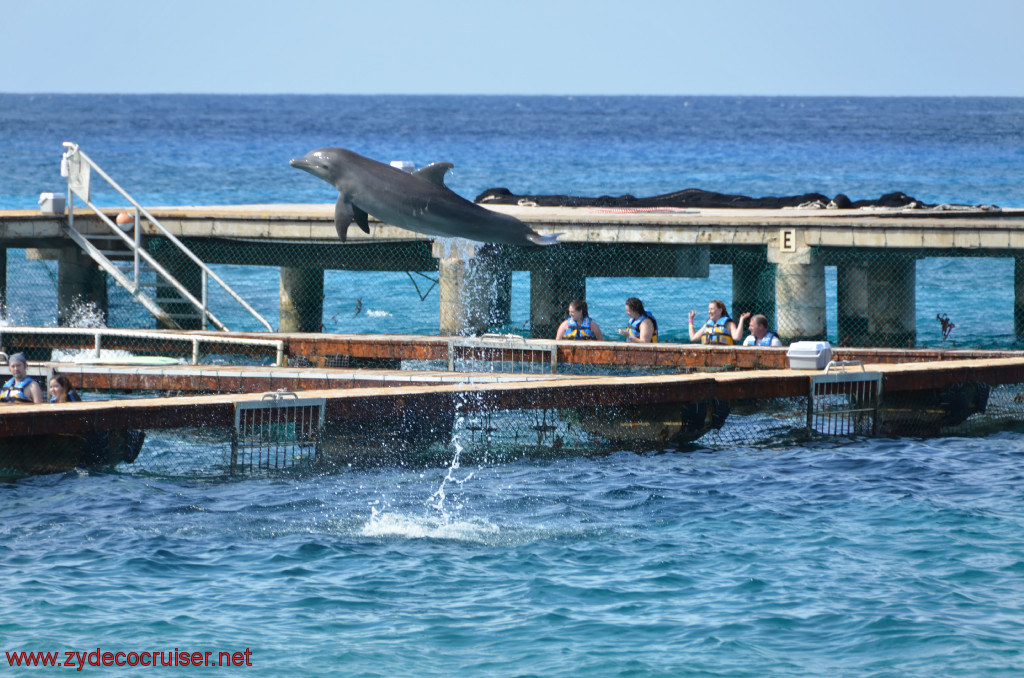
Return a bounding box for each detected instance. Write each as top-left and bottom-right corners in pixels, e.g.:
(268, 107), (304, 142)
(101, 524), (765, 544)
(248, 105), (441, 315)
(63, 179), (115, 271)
(414, 162), (453, 187)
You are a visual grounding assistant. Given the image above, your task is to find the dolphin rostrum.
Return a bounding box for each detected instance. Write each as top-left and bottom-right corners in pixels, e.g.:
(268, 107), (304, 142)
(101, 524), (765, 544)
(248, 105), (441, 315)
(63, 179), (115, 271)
(290, 147), (560, 247)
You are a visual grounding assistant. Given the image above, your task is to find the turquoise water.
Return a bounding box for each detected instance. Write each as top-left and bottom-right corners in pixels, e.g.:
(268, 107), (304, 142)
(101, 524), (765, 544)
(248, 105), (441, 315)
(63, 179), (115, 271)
(2, 96), (1024, 675)
(4, 435), (1024, 675)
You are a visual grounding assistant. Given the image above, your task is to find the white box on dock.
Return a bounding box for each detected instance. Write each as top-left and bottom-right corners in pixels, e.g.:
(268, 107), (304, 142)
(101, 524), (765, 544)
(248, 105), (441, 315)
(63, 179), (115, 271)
(38, 192), (66, 214)
(786, 341), (832, 370)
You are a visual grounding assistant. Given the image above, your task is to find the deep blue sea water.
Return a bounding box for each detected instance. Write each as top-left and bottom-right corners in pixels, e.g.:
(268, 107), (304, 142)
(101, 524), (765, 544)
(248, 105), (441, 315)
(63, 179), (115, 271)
(2, 96), (1024, 676)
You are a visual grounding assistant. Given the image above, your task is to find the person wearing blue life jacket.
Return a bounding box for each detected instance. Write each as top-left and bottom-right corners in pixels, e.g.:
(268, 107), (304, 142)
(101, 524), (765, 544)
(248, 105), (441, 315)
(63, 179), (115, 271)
(48, 374), (83, 403)
(688, 300), (743, 345)
(0, 352), (45, 403)
(555, 299), (604, 341)
(737, 312), (784, 347)
(618, 297), (658, 343)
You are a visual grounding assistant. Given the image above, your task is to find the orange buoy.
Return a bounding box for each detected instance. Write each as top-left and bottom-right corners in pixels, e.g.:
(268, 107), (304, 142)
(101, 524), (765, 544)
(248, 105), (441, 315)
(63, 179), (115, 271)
(115, 211), (134, 226)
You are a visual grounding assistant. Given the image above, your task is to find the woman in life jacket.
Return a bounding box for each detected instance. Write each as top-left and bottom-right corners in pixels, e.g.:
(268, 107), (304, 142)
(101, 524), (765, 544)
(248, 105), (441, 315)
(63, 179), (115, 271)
(1, 352), (45, 403)
(618, 297), (658, 343)
(49, 374), (83, 403)
(688, 300), (743, 345)
(555, 299), (604, 341)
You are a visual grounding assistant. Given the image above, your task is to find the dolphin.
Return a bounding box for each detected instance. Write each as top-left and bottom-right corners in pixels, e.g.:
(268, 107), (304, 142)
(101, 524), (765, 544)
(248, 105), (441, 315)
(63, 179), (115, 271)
(290, 147), (560, 247)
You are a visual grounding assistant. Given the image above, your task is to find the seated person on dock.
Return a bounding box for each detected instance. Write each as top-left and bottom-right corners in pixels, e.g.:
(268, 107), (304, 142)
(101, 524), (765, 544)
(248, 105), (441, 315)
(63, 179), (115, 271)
(555, 299), (604, 341)
(688, 300), (742, 345)
(737, 313), (783, 347)
(618, 297), (658, 343)
(1, 353), (45, 403)
(49, 374), (82, 403)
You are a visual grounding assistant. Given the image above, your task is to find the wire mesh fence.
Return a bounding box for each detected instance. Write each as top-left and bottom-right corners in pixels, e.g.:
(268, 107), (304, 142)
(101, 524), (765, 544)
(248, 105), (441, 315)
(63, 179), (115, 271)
(3, 228), (1024, 480)
(3, 240), (1024, 349)
(0, 379), (1009, 481)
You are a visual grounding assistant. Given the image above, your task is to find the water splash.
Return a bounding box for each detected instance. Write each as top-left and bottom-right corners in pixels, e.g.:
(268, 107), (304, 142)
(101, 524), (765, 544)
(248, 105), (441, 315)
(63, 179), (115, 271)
(64, 299), (107, 328)
(360, 504), (497, 542)
(428, 417), (475, 515)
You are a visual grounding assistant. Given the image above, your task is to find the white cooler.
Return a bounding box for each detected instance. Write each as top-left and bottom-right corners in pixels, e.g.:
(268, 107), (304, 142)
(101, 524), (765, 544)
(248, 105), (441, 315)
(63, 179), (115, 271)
(786, 341), (833, 370)
(38, 192), (66, 214)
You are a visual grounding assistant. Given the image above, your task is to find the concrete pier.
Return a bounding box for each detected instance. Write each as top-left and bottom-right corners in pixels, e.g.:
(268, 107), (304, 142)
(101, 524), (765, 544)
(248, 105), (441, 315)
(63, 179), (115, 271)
(3, 204), (1024, 347)
(838, 255), (916, 347)
(1015, 255), (1024, 339)
(774, 260), (826, 342)
(434, 242), (511, 335)
(149, 240), (202, 330)
(0, 246), (6, 311)
(57, 244), (107, 326)
(731, 250), (776, 328)
(279, 267), (323, 333)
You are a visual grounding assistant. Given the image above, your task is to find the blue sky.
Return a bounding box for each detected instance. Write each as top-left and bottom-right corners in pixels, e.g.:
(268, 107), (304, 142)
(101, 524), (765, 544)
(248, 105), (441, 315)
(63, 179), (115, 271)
(3, 0), (1022, 96)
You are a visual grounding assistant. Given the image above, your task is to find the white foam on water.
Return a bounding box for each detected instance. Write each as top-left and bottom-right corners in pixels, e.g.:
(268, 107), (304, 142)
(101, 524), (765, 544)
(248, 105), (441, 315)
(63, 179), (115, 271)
(359, 507), (499, 542)
(365, 309), (391, 318)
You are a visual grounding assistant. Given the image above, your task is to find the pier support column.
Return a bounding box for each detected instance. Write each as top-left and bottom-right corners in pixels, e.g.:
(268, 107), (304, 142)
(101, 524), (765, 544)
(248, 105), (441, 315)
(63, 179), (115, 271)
(1015, 256), (1024, 340)
(768, 233), (826, 343)
(433, 242), (512, 336)
(775, 260), (826, 342)
(530, 263), (585, 340)
(57, 245), (107, 326)
(838, 256), (916, 347)
(731, 250), (776, 328)
(279, 267), (324, 333)
(149, 240), (202, 330)
(0, 247), (6, 318)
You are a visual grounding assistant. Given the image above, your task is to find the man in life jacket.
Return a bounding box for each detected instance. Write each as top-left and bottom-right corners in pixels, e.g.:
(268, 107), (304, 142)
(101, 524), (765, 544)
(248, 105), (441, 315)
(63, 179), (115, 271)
(738, 312), (784, 347)
(555, 299), (604, 341)
(618, 297), (657, 343)
(1, 352), (45, 403)
(688, 300), (743, 345)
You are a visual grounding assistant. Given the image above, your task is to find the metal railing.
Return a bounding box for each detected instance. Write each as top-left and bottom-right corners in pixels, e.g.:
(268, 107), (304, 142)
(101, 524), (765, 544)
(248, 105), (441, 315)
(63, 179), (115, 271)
(61, 142), (274, 332)
(807, 360), (882, 436)
(231, 392), (325, 474)
(0, 326), (285, 366)
(448, 334), (558, 373)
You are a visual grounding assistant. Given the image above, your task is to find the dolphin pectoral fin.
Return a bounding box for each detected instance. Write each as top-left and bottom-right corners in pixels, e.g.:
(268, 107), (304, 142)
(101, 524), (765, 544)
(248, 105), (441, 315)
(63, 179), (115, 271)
(526, 232), (562, 246)
(334, 194), (355, 242)
(413, 162), (454, 187)
(353, 205), (370, 234)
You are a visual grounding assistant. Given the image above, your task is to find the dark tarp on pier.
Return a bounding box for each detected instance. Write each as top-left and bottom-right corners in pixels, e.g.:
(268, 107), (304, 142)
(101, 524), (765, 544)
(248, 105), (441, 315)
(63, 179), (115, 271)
(475, 188), (929, 210)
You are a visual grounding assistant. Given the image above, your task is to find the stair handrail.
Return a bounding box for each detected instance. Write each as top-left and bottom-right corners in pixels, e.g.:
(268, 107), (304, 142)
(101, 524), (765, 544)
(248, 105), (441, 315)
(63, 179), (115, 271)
(61, 142), (275, 332)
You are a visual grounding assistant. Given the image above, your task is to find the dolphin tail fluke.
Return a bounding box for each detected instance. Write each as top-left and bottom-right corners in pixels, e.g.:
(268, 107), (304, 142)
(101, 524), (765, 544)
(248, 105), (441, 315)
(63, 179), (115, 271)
(526, 232), (562, 246)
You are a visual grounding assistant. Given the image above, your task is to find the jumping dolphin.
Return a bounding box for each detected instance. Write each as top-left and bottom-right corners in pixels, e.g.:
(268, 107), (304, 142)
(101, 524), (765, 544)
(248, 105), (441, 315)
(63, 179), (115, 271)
(290, 147), (560, 247)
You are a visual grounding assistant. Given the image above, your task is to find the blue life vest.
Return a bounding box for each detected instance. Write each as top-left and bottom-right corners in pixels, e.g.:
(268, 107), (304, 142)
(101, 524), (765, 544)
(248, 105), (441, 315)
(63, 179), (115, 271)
(563, 316), (596, 340)
(628, 311), (658, 343)
(701, 315), (734, 345)
(50, 390), (82, 403)
(749, 331), (780, 347)
(1, 376), (39, 403)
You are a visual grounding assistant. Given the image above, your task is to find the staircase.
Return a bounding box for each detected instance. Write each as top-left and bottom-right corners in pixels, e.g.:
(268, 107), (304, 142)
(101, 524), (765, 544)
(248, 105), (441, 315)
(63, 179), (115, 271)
(60, 142), (273, 332)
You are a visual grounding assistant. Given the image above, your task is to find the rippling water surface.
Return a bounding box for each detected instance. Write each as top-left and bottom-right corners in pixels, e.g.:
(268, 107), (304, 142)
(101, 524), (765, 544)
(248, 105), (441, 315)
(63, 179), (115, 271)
(3, 435), (1023, 676)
